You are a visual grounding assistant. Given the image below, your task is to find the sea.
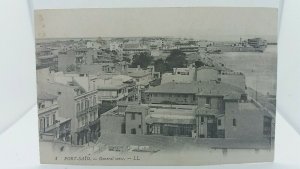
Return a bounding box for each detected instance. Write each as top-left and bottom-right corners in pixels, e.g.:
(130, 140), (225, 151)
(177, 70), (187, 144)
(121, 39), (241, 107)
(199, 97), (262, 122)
(216, 45), (277, 95)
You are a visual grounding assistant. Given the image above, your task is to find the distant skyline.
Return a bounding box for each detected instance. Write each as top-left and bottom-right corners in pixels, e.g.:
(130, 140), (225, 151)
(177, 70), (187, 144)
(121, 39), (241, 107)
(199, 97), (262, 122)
(35, 7), (278, 42)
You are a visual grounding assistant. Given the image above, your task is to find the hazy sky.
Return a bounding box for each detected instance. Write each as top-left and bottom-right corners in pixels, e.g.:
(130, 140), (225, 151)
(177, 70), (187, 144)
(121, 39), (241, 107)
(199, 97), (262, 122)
(35, 7), (277, 41)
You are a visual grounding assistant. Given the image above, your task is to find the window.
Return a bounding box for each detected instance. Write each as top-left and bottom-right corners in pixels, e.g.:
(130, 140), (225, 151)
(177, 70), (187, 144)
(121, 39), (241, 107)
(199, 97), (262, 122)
(263, 116), (272, 136)
(77, 103), (80, 112)
(85, 99), (89, 108)
(206, 97), (211, 105)
(85, 115), (88, 123)
(81, 101), (84, 110)
(40, 118), (44, 131)
(93, 96), (96, 106)
(201, 116), (204, 123)
(233, 118), (237, 126)
(138, 125), (141, 128)
(90, 113), (93, 121)
(46, 117), (49, 127)
(38, 103), (42, 109)
(81, 117), (85, 127)
(52, 114), (56, 124)
(131, 113), (135, 120)
(131, 128), (136, 134)
(218, 119), (221, 126)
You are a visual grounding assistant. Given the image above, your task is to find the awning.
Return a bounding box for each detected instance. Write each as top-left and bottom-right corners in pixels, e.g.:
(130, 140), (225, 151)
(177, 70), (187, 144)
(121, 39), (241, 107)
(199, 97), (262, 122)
(145, 114), (195, 125)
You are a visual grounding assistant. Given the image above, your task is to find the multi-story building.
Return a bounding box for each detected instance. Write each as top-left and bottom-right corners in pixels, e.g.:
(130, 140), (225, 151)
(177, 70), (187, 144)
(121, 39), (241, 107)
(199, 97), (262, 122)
(143, 81), (273, 140)
(37, 91), (71, 142)
(122, 43), (150, 55)
(127, 67), (154, 103)
(125, 105), (149, 135)
(145, 104), (196, 137)
(38, 80), (100, 145)
(74, 90), (99, 145)
(160, 65), (246, 91)
(92, 75), (138, 105)
(161, 67), (195, 84)
(57, 48), (97, 72)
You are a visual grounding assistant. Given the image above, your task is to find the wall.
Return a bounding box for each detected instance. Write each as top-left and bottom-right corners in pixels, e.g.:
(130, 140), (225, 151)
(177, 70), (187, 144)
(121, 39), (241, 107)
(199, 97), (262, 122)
(100, 114), (124, 134)
(58, 51), (75, 72)
(220, 73), (246, 91)
(161, 73), (194, 84)
(36, 67), (54, 82)
(39, 82), (78, 144)
(196, 68), (218, 82)
(195, 115), (208, 138)
(125, 112), (143, 135)
(197, 96), (225, 113)
(38, 106), (58, 132)
(224, 102), (271, 140)
(150, 93), (196, 105)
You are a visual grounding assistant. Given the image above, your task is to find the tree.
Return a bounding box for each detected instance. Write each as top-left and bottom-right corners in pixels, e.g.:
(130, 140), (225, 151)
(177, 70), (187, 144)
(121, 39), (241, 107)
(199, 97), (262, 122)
(195, 60), (206, 68)
(165, 49), (187, 70)
(130, 52), (153, 69)
(96, 37), (106, 45)
(154, 58), (167, 74)
(122, 57), (131, 63)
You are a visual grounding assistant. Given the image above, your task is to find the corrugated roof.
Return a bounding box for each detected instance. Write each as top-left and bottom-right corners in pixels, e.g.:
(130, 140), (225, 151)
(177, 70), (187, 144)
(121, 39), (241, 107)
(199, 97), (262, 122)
(146, 81), (244, 97)
(37, 91), (58, 100)
(126, 105), (148, 113)
(128, 71), (151, 78)
(195, 107), (219, 116)
(145, 114), (195, 125)
(146, 82), (199, 94)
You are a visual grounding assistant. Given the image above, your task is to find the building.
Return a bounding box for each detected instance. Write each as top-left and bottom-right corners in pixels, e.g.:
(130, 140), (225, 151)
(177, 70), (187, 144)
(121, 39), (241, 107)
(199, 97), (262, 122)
(38, 80), (100, 145)
(57, 48), (97, 72)
(145, 105), (196, 137)
(143, 80), (273, 140)
(86, 41), (101, 49)
(161, 67), (195, 84)
(219, 71), (246, 91)
(100, 107), (125, 134)
(37, 91), (71, 142)
(195, 66), (219, 82)
(36, 49), (58, 71)
(122, 43), (150, 55)
(92, 75), (138, 104)
(75, 90), (100, 145)
(247, 38), (267, 48)
(127, 67), (154, 102)
(125, 105), (149, 135)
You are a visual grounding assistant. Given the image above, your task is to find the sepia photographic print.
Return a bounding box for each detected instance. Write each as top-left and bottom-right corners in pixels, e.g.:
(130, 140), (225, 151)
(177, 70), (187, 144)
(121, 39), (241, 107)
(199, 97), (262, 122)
(35, 7), (277, 165)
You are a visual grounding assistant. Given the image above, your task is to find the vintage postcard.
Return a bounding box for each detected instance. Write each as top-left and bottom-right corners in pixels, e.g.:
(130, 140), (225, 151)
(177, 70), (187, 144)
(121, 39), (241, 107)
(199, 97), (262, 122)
(35, 7), (277, 165)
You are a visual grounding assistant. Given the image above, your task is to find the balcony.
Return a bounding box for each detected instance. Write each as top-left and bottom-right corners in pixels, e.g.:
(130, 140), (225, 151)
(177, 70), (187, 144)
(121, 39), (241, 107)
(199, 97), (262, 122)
(76, 105), (98, 117)
(76, 123), (89, 132)
(44, 122), (59, 133)
(89, 117), (100, 126)
(38, 104), (58, 115)
(76, 117), (100, 132)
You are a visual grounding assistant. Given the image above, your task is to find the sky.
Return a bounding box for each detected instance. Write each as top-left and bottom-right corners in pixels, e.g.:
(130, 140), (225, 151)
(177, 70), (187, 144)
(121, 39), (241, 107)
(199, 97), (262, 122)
(35, 7), (278, 42)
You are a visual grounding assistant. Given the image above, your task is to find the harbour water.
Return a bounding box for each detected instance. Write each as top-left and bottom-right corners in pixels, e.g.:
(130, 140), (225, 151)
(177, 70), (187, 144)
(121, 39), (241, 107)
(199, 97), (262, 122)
(216, 45), (277, 95)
